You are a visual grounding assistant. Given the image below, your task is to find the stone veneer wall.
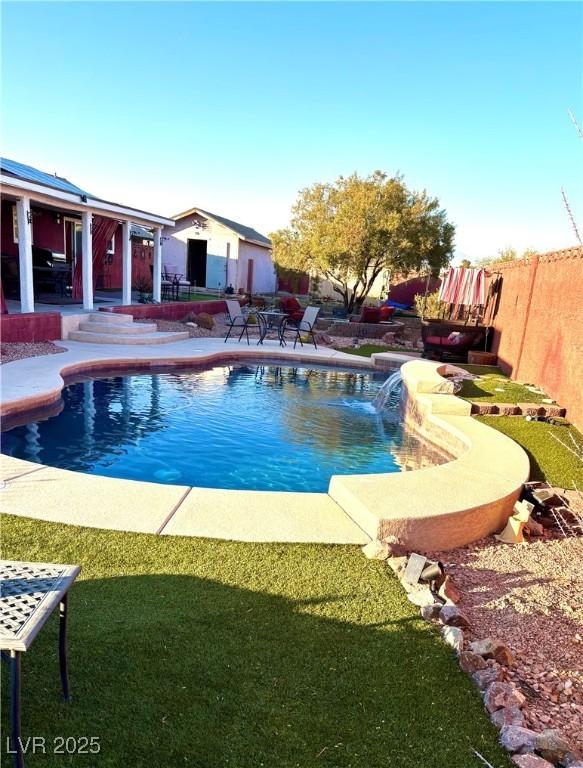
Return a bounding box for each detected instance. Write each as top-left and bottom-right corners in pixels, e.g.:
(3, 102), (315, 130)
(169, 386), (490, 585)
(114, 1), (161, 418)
(491, 247), (583, 430)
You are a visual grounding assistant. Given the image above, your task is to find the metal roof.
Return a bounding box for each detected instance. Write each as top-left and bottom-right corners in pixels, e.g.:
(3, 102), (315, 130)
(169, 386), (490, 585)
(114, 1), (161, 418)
(0, 157), (91, 197)
(0, 157), (175, 227)
(174, 206), (271, 247)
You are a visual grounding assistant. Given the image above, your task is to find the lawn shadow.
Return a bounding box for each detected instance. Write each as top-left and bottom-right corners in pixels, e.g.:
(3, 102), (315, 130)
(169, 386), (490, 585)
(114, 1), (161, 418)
(1, 572), (513, 768)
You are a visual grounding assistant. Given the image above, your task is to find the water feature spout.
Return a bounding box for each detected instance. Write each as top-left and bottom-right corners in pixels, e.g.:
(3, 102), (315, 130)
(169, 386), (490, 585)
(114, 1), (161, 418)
(373, 370), (402, 410)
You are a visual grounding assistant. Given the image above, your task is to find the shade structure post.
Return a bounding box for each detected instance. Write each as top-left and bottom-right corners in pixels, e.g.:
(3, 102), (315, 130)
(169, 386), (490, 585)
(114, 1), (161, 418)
(153, 227), (162, 302)
(82, 211), (93, 310)
(16, 197), (34, 313)
(122, 221), (132, 305)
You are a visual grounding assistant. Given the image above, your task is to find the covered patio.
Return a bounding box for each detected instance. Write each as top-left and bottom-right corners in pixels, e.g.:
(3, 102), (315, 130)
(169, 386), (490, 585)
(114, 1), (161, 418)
(0, 158), (174, 315)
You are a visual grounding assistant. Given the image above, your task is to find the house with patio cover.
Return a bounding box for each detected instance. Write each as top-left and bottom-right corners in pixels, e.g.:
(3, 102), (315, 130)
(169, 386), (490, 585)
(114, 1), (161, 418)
(0, 157), (174, 315)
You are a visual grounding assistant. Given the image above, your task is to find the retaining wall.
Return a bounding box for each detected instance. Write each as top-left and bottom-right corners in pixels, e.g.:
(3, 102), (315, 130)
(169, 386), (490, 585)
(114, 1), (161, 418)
(1, 312), (62, 342)
(100, 299), (238, 322)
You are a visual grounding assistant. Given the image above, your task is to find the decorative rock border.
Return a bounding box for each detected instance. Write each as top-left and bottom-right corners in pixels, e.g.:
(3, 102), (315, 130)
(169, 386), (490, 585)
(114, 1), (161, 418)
(471, 403), (567, 418)
(363, 542), (583, 767)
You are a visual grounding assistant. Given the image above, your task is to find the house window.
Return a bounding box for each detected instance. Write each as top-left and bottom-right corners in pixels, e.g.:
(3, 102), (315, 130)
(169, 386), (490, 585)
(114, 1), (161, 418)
(12, 205), (18, 243)
(107, 235), (115, 255)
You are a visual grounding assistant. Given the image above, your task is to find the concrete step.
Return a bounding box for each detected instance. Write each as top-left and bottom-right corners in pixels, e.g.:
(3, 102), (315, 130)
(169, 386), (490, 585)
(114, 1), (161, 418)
(68, 330), (190, 345)
(78, 322), (158, 335)
(89, 312), (133, 325)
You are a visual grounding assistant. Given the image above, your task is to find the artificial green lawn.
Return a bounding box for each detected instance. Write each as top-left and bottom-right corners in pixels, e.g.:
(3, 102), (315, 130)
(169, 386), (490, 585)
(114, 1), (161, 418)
(0, 516), (511, 768)
(457, 370), (548, 404)
(333, 344), (420, 357)
(476, 416), (583, 489)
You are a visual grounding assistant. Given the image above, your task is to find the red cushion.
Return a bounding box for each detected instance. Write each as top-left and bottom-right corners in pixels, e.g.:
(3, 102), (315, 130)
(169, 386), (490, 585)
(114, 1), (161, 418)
(361, 307), (381, 323)
(379, 306), (394, 321)
(280, 297), (302, 312)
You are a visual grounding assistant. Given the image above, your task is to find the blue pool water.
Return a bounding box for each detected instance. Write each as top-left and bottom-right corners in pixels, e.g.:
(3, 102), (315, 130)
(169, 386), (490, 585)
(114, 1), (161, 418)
(1, 362), (429, 492)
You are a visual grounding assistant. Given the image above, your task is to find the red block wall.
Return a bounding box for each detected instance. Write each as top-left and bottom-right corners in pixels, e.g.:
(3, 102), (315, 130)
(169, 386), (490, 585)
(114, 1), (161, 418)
(1, 312), (62, 342)
(101, 299), (235, 322)
(491, 247), (583, 430)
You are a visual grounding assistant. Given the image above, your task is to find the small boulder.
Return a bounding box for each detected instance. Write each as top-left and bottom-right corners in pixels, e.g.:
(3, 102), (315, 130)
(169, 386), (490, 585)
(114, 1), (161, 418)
(362, 539), (390, 560)
(437, 575), (462, 604)
(491, 707), (525, 729)
(386, 541), (409, 558)
(407, 585), (436, 608)
(386, 556), (407, 578)
(534, 729), (571, 764)
(484, 682), (526, 713)
(420, 603), (442, 621)
(500, 725), (538, 754)
(314, 332), (332, 345)
(441, 625), (464, 653)
(525, 518), (545, 537)
(472, 667), (501, 691)
(512, 756), (555, 768)
(469, 638), (515, 667)
(459, 651), (488, 675)
(439, 604), (471, 629)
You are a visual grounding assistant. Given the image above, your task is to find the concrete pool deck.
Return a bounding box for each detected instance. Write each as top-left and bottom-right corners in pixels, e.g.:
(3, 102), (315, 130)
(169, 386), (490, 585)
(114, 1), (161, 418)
(0, 333), (529, 548)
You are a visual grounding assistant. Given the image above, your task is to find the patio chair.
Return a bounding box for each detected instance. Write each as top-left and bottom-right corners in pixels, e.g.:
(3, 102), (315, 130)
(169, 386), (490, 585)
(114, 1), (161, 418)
(279, 296), (304, 321)
(224, 299), (251, 344)
(280, 305), (320, 349)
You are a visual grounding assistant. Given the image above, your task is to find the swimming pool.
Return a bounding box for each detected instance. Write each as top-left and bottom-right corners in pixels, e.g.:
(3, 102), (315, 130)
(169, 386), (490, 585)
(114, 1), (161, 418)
(1, 362), (436, 493)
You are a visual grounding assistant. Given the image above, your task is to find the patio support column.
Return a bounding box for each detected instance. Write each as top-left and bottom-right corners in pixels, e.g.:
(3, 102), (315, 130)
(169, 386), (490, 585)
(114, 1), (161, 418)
(16, 197), (34, 313)
(82, 211), (93, 310)
(153, 227), (162, 302)
(122, 221), (132, 306)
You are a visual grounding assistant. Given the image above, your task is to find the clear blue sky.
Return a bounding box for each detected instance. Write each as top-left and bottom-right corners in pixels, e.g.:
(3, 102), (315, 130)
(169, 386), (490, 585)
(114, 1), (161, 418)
(2, 1), (582, 260)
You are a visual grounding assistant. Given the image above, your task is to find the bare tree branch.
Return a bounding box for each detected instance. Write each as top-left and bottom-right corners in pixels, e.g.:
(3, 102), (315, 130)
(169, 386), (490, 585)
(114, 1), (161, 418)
(568, 108), (583, 140)
(561, 187), (583, 245)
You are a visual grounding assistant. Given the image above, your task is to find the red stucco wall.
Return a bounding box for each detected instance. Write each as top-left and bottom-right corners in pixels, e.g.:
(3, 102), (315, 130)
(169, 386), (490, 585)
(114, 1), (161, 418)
(1, 201), (18, 257)
(491, 247), (583, 430)
(102, 232), (153, 290)
(1, 202), (66, 260)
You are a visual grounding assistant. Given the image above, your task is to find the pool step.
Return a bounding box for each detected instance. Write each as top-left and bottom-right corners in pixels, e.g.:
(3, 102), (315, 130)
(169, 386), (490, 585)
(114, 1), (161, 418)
(68, 330), (190, 345)
(68, 312), (189, 345)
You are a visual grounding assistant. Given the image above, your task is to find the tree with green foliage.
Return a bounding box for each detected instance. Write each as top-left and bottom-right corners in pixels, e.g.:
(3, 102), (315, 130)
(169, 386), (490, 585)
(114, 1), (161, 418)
(270, 171), (455, 313)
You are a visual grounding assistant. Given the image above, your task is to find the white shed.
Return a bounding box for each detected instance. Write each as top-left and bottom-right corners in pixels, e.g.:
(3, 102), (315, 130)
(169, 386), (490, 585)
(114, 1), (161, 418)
(162, 207), (276, 294)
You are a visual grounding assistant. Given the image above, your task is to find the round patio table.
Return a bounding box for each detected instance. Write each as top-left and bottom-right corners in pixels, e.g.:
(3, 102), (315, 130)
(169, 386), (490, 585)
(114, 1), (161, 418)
(256, 310), (287, 345)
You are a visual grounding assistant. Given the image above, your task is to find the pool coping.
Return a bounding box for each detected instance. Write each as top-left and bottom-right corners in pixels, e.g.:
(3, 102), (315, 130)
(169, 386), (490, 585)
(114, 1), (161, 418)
(0, 337), (529, 548)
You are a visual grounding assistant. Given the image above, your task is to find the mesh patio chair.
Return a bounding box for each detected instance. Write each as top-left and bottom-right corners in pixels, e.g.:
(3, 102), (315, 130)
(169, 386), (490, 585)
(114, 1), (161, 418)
(280, 305), (320, 349)
(224, 299), (251, 344)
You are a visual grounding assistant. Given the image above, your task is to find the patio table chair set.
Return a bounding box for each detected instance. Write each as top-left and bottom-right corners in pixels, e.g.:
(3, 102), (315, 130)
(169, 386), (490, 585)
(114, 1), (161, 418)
(224, 300), (320, 348)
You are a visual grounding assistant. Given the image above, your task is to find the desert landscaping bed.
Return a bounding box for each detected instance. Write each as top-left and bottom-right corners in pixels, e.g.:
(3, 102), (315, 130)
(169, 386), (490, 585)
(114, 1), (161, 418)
(0, 341), (65, 365)
(426, 530), (583, 756)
